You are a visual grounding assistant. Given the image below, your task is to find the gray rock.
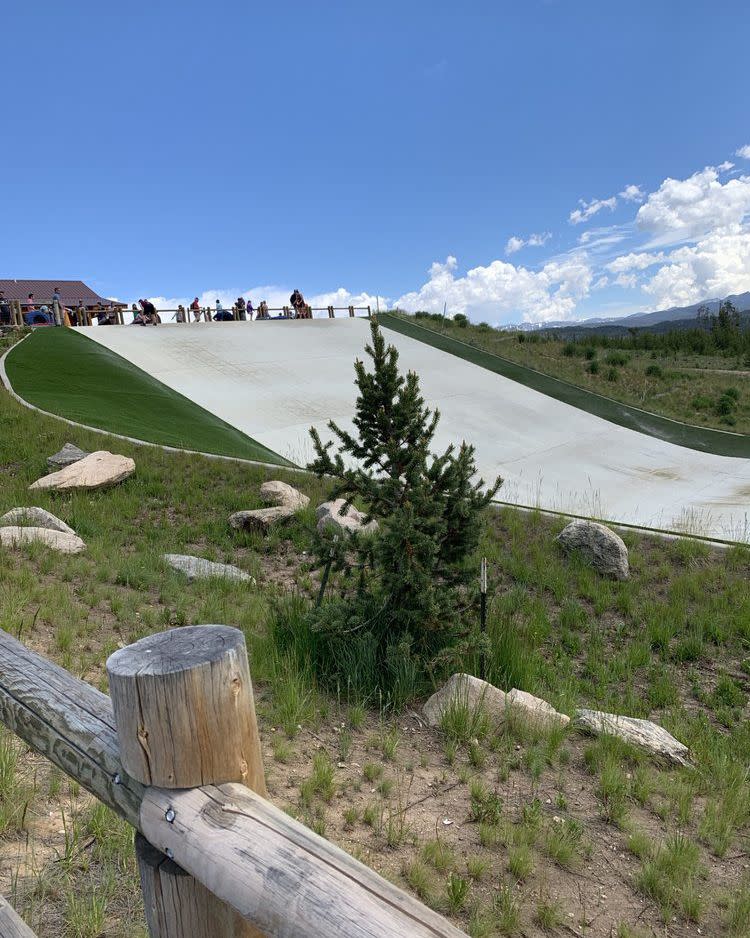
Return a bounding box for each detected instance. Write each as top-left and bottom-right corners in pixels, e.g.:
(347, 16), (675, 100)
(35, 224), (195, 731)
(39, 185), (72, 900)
(0, 526), (86, 554)
(575, 708), (691, 766)
(47, 443), (90, 471)
(556, 519), (629, 580)
(0, 507), (75, 535)
(30, 451), (135, 492)
(260, 481), (309, 510)
(316, 498), (378, 536)
(229, 506), (296, 532)
(423, 673), (509, 727)
(163, 553), (255, 584)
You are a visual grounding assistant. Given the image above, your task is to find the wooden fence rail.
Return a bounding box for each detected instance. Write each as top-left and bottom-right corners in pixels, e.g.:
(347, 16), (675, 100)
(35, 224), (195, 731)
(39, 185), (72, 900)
(0, 626), (466, 938)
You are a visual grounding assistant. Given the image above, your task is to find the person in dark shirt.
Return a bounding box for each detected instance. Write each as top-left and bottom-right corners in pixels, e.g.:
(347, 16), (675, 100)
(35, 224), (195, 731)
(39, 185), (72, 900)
(0, 290), (11, 325)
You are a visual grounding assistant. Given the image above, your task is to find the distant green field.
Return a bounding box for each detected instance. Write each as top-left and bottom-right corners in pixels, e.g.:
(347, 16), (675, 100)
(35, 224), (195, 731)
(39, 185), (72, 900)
(4, 329), (290, 465)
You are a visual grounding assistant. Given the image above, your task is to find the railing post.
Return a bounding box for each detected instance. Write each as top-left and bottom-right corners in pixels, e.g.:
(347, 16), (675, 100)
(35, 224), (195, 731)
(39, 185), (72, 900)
(12, 300), (22, 327)
(107, 625), (266, 938)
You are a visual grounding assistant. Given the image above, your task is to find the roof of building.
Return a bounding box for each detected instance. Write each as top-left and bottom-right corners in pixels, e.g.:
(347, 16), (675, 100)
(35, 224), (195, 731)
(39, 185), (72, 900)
(0, 280), (123, 307)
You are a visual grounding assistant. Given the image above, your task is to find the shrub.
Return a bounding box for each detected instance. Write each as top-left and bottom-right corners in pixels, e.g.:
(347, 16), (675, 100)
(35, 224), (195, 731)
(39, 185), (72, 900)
(453, 313), (469, 328)
(303, 321), (502, 704)
(645, 364), (663, 378)
(562, 342), (577, 357)
(605, 351), (629, 366)
(588, 360), (600, 375)
(584, 347), (597, 360)
(607, 367), (619, 382)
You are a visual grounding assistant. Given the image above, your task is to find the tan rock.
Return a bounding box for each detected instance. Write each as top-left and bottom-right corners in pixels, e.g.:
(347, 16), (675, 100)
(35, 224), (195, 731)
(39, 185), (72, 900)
(423, 673), (509, 727)
(507, 688), (570, 733)
(0, 526), (86, 554)
(260, 481), (309, 510)
(30, 451), (135, 492)
(0, 507), (75, 535)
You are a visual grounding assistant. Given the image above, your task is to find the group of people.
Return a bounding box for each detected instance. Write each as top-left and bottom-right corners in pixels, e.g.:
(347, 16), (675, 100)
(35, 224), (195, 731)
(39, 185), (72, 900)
(155, 289), (311, 325)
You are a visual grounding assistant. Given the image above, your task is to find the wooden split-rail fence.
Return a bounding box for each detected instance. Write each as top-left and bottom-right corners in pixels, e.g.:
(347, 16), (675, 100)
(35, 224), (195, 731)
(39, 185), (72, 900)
(0, 625), (467, 937)
(1, 301), (372, 328)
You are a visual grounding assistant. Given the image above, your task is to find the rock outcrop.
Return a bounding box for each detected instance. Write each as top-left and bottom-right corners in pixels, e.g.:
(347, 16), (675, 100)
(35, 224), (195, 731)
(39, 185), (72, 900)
(556, 519), (629, 580)
(47, 443), (90, 471)
(575, 708), (691, 766)
(163, 554), (255, 584)
(30, 451), (135, 493)
(0, 507), (75, 535)
(0, 526), (86, 554)
(316, 499), (378, 536)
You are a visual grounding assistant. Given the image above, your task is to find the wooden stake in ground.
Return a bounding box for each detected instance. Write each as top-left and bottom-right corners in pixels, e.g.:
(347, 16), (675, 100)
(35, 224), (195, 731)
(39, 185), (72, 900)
(107, 625), (267, 938)
(0, 895), (38, 937)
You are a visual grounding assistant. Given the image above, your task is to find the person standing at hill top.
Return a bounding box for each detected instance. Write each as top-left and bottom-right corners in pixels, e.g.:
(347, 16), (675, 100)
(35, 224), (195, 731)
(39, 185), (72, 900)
(190, 297), (201, 322)
(290, 288), (306, 318)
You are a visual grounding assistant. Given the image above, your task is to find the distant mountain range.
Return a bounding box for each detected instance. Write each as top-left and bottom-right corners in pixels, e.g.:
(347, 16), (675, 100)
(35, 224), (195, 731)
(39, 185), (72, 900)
(513, 292), (750, 333)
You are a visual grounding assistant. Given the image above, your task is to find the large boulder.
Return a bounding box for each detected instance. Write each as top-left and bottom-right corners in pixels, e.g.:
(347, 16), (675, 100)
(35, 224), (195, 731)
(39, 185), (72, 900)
(556, 520), (629, 580)
(47, 443), (89, 471)
(507, 688), (570, 733)
(163, 554), (255, 584)
(423, 673), (509, 727)
(0, 526), (86, 554)
(316, 498), (378, 536)
(260, 481), (309, 511)
(229, 506), (296, 533)
(0, 507), (75, 535)
(30, 451), (135, 493)
(575, 709), (691, 767)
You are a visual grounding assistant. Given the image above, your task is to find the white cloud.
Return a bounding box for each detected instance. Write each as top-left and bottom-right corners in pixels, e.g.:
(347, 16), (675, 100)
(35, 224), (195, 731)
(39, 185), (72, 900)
(636, 166), (750, 245)
(505, 232), (551, 254)
(735, 145), (750, 159)
(613, 273), (638, 289)
(642, 227), (750, 308)
(395, 254), (593, 324)
(569, 196), (617, 225)
(606, 251), (665, 274)
(718, 161), (735, 172)
(619, 184), (645, 203)
(593, 275), (610, 290)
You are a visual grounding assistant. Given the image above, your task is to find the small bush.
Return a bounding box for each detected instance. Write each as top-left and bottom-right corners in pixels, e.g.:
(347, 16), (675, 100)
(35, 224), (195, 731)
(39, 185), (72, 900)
(584, 347), (597, 360)
(605, 351), (629, 366)
(645, 364), (663, 378)
(588, 360), (600, 375)
(607, 367), (619, 382)
(453, 313), (469, 328)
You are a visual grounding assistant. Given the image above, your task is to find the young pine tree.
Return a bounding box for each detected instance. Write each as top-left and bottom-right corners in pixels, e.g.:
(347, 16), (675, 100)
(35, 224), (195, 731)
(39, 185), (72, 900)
(307, 320), (501, 693)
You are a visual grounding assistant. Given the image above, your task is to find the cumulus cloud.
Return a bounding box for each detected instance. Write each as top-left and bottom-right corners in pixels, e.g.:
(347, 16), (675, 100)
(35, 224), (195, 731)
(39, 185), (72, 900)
(641, 227), (750, 308)
(606, 251), (666, 274)
(636, 166), (750, 245)
(735, 145), (750, 159)
(505, 232), (551, 254)
(395, 254), (593, 324)
(619, 184), (645, 203)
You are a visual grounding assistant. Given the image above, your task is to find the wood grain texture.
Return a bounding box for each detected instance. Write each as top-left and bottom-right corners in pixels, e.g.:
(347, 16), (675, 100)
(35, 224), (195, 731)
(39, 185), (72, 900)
(0, 629), (143, 827)
(0, 896), (39, 936)
(136, 835), (263, 938)
(107, 626), (266, 793)
(140, 782), (468, 938)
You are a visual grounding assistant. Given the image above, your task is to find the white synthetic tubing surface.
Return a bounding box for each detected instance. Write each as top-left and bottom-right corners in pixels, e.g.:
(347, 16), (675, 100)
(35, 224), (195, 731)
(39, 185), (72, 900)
(84, 319), (750, 540)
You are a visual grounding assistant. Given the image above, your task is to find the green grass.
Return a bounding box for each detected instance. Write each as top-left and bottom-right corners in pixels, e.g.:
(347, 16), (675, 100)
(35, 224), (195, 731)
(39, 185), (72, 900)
(4, 328), (289, 464)
(379, 311), (750, 457)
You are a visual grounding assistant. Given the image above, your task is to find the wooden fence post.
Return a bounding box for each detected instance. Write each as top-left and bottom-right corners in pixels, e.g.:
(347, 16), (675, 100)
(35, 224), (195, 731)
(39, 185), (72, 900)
(0, 895), (38, 936)
(107, 625), (266, 937)
(12, 300), (22, 327)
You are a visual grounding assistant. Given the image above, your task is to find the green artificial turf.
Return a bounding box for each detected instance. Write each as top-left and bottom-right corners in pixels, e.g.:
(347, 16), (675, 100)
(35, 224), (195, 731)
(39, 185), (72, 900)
(379, 312), (750, 458)
(4, 329), (290, 465)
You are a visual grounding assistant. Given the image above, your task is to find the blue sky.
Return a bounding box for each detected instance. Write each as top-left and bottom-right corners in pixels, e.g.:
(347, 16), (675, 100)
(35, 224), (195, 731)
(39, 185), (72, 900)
(2, 0), (750, 323)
